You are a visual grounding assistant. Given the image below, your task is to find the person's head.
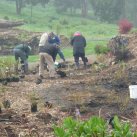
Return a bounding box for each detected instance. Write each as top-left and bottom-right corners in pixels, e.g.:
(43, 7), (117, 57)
(48, 32), (55, 39)
(74, 31), (82, 36)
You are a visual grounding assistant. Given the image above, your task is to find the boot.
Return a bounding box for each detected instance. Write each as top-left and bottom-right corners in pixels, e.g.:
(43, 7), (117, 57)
(75, 62), (80, 70)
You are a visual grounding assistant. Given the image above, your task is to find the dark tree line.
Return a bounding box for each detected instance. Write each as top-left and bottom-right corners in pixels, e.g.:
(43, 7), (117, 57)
(6, 0), (49, 15)
(90, 0), (137, 24)
(5, 0), (137, 25)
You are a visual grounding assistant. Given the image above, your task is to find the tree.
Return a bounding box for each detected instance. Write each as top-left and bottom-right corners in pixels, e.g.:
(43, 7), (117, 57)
(81, 0), (88, 17)
(6, 0), (50, 15)
(90, 0), (125, 23)
(16, 0), (23, 15)
(54, 0), (88, 17)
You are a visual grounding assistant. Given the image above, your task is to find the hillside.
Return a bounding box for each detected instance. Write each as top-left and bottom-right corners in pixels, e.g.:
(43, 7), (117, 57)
(0, 1), (117, 39)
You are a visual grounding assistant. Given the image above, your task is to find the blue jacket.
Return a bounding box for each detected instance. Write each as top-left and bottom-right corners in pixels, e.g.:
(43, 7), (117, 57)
(48, 35), (60, 45)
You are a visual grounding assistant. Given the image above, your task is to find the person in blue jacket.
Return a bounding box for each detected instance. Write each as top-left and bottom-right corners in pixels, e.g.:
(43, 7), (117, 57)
(48, 32), (65, 62)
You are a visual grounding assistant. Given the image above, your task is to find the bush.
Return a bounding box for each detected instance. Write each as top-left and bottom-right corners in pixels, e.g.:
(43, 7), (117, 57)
(3, 16), (9, 20)
(118, 19), (133, 34)
(94, 45), (110, 54)
(59, 18), (69, 25)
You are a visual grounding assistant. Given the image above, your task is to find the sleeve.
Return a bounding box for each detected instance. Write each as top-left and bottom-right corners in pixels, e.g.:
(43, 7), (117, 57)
(55, 36), (61, 45)
(83, 37), (86, 47)
(70, 37), (74, 46)
(24, 45), (30, 57)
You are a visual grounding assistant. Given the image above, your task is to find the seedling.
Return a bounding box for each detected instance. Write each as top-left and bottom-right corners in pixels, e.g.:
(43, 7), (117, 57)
(28, 91), (39, 113)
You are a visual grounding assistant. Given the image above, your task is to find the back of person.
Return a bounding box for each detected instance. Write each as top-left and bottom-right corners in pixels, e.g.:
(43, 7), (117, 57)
(72, 35), (86, 47)
(71, 35), (86, 55)
(70, 32), (87, 69)
(39, 32), (48, 47)
(39, 43), (58, 61)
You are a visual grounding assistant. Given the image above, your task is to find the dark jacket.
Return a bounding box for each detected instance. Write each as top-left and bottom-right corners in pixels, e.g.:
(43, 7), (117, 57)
(48, 35), (60, 45)
(39, 44), (58, 61)
(70, 35), (86, 56)
(14, 44), (31, 58)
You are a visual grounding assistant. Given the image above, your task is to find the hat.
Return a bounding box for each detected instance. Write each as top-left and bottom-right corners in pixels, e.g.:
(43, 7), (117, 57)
(48, 32), (55, 37)
(74, 31), (81, 36)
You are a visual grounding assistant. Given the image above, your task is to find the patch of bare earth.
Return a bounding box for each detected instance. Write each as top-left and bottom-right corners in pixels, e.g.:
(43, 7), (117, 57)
(1, 33), (137, 136)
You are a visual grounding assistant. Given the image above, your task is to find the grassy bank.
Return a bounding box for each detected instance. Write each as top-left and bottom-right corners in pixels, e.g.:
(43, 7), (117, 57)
(0, 1), (118, 39)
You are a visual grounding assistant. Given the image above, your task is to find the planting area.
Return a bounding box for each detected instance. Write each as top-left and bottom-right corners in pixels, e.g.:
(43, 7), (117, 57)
(1, 33), (137, 136)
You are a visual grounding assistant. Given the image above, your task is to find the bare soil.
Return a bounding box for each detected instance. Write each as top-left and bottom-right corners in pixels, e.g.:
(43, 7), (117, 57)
(1, 32), (137, 136)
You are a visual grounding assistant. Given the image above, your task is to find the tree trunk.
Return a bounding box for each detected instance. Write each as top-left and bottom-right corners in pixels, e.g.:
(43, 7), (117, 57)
(81, 0), (88, 17)
(15, 0), (22, 15)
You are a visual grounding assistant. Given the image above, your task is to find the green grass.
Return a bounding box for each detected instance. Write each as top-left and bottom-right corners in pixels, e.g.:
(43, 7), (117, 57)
(0, 1), (118, 38)
(0, 0), (117, 61)
(0, 40), (107, 63)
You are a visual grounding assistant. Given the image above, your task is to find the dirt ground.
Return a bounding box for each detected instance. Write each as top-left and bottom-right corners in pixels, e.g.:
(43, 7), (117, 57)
(1, 33), (137, 136)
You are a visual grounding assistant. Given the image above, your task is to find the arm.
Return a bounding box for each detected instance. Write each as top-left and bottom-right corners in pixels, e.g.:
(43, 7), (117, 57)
(55, 36), (60, 45)
(70, 37), (74, 46)
(24, 45), (30, 58)
(83, 37), (86, 47)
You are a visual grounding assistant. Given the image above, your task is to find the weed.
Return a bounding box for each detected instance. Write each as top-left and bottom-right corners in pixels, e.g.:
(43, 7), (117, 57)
(95, 45), (110, 55)
(113, 62), (128, 82)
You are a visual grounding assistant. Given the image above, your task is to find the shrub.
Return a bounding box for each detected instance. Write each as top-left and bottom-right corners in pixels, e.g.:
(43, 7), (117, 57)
(118, 19), (133, 34)
(3, 16), (9, 20)
(59, 18), (69, 25)
(94, 45), (110, 54)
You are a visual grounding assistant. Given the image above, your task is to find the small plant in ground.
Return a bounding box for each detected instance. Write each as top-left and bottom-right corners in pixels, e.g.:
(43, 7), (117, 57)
(28, 92), (39, 112)
(113, 62), (128, 82)
(118, 19), (133, 34)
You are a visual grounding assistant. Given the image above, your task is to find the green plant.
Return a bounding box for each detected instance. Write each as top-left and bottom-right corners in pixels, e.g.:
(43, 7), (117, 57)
(59, 18), (69, 25)
(111, 116), (134, 137)
(113, 62), (128, 82)
(53, 116), (137, 137)
(95, 45), (110, 55)
(53, 116), (107, 137)
(0, 57), (15, 78)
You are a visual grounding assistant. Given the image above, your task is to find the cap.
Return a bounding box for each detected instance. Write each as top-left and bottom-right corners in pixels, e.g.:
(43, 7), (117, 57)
(74, 31), (81, 36)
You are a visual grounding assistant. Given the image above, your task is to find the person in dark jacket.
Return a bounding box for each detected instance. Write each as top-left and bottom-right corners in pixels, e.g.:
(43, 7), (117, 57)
(38, 34), (59, 78)
(13, 43), (31, 74)
(48, 32), (66, 62)
(70, 31), (87, 69)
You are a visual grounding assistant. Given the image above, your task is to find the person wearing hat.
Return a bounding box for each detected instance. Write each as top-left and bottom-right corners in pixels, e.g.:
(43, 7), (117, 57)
(70, 31), (87, 69)
(13, 42), (31, 74)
